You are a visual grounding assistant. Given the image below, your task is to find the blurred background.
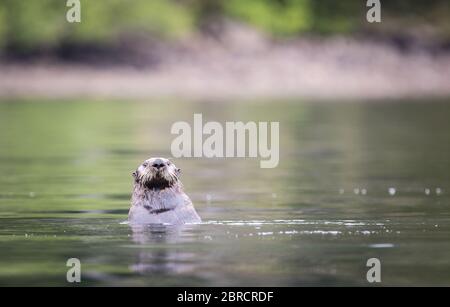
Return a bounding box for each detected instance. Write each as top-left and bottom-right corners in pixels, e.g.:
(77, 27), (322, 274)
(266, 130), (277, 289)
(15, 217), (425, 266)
(1, 1), (450, 286)
(0, 0), (449, 99)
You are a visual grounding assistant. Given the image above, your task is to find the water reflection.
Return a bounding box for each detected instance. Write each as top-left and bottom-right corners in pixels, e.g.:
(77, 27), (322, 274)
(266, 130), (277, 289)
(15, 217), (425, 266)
(0, 100), (450, 286)
(129, 224), (198, 275)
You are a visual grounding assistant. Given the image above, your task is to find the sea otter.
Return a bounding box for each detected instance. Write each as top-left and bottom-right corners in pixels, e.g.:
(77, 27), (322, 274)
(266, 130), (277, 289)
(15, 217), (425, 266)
(128, 157), (201, 225)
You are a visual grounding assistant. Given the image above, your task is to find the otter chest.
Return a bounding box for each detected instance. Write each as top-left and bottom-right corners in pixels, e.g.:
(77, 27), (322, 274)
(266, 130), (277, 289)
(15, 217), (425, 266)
(140, 190), (184, 211)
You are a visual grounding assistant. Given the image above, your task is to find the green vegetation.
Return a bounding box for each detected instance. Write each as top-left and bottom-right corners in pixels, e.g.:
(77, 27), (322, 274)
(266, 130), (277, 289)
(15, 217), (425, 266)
(0, 0), (195, 51)
(0, 0), (449, 53)
(224, 0), (313, 36)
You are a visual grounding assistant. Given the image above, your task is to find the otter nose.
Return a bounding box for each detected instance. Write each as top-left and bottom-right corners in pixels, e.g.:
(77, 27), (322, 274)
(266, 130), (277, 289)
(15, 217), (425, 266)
(152, 163), (165, 169)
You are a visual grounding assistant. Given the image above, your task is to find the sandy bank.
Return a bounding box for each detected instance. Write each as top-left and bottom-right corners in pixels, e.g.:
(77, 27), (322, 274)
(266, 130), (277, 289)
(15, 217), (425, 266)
(1, 29), (449, 101)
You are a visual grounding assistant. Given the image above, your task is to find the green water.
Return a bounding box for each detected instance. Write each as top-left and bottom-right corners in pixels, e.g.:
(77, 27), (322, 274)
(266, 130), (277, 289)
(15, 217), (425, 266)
(0, 99), (449, 286)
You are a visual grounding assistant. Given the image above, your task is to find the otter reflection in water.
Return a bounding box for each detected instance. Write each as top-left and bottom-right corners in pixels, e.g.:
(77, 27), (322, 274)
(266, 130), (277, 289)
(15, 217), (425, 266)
(129, 224), (199, 275)
(129, 157), (201, 225)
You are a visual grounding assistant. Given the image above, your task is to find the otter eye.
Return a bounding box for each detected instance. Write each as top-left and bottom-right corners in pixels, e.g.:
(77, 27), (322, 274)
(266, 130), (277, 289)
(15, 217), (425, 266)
(142, 163), (148, 167)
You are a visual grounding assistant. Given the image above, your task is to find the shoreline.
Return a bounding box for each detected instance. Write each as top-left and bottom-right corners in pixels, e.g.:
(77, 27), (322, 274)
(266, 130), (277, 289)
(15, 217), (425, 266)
(1, 36), (450, 101)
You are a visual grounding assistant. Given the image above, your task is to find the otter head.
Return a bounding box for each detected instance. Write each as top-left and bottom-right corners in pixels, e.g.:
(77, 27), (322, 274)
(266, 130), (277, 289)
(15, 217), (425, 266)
(132, 157), (181, 190)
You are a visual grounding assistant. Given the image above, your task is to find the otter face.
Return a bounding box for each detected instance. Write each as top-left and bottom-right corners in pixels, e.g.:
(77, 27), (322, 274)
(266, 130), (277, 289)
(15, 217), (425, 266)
(132, 157), (181, 190)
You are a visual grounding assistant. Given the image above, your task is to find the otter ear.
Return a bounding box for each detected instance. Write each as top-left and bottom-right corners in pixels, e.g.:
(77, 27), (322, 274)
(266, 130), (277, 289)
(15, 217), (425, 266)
(176, 168), (181, 177)
(132, 171), (138, 181)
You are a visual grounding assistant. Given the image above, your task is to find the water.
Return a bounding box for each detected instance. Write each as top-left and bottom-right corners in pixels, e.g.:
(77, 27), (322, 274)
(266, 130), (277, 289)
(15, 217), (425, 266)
(0, 99), (450, 286)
